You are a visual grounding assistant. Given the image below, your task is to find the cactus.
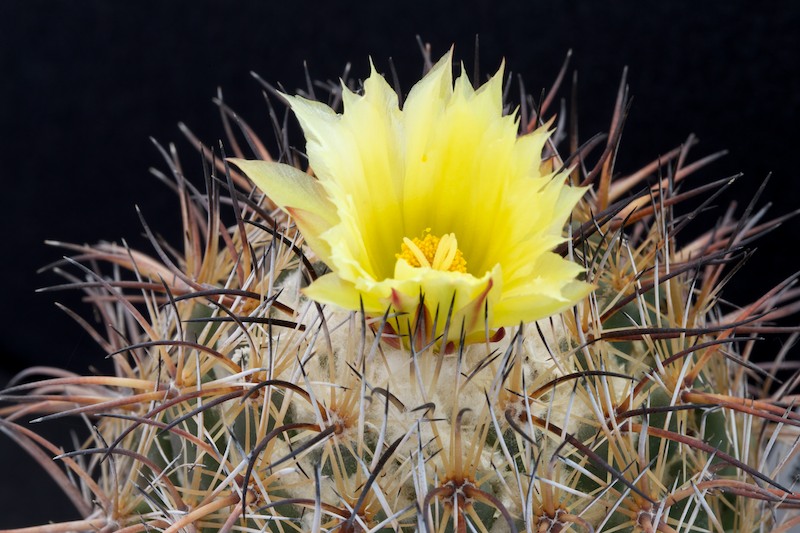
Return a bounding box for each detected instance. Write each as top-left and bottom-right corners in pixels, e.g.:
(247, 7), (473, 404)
(3, 45), (800, 532)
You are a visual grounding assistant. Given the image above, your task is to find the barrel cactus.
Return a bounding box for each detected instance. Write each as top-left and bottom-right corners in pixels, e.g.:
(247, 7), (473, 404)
(3, 45), (800, 532)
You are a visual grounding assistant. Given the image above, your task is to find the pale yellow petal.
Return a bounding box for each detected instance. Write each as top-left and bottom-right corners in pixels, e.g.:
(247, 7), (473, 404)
(493, 252), (594, 325)
(492, 280), (593, 327)
(401, 51), (453, 149)
(281, 95), (340, 146)
(322, 208), (381, 283)
(302, 272), (386, 313)
(229, 159), (338, 263)
(286, 67), (407, 281)
(284, 94), (353, 195)
(228, 159), (336, 222)
(383, 260), (502, 342)
(285, 206), (334, 265)
(401, 61), (521, 267)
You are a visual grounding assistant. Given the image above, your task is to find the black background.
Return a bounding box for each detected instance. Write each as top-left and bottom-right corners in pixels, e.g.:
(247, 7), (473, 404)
(1, 1), (799, 526)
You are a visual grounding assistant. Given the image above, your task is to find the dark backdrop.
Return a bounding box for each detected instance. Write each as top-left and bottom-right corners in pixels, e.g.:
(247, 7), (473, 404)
(1, 1), (799, 526)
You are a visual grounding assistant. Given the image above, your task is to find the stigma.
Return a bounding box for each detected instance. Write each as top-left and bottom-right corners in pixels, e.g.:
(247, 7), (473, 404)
(397, 229), (467, 273)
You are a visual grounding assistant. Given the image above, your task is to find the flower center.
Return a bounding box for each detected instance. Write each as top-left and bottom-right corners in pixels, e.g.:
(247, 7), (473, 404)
(396, 229), (467, 273)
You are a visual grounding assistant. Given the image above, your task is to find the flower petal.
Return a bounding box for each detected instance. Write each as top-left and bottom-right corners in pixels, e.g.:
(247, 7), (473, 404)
(493, 252), (594, 325)
(228, 159), (335, 221)
(285, 207), (335, 264)
(228, 159), (338, 263)
(386, 259), (502, 343)
(303, 272), (385, 312)
(287, 70), (405, 280)
(492, 280), (594, 326)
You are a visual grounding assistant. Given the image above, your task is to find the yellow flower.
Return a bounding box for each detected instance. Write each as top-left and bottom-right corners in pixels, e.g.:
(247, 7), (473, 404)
(231, 52), (593, 347)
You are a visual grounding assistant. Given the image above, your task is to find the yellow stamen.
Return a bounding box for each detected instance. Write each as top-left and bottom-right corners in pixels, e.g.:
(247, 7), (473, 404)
(397, 229), (467, 273)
